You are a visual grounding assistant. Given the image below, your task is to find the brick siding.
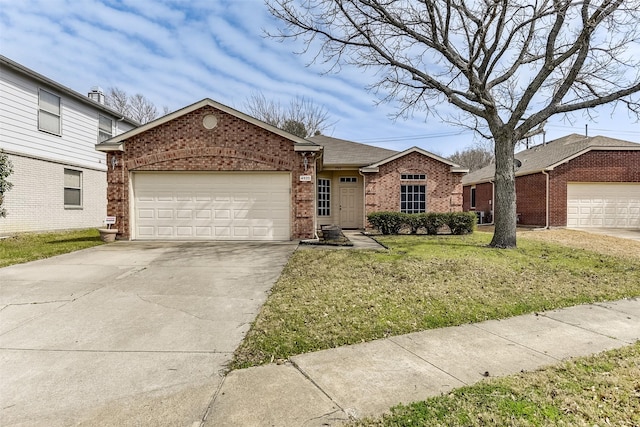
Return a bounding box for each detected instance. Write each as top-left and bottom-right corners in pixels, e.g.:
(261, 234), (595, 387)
(462, 181), (494, 223)
(548, 150), (640, 226)
(462, 150), (640, 227)
(363, 151), (464, 225)
(106, 105), (315, 239)
(515, 173), (547, 226)
(1, 153), (106, 233)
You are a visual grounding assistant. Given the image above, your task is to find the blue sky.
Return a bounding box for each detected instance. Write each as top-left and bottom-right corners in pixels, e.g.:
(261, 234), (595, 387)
(1, 0), (638, 156)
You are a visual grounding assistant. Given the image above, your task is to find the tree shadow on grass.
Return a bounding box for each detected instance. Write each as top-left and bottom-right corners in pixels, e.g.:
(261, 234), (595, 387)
(45, 237), (102, 244)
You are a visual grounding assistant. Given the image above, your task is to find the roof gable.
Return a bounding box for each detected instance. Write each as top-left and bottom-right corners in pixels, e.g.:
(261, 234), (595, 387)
(96, 98), (321, 152)
(462, 134), (640, 185)
(360, 146), (468, 173)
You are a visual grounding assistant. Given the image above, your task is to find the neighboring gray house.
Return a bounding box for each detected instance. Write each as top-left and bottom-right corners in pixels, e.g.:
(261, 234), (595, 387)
(0, 55), (138, 233)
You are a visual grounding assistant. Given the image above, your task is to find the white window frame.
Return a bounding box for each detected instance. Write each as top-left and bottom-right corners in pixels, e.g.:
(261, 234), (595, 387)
(401, 174), (426, 180)
(317, 178), (331, 216)
(38, 89), (61, 135)
(401, 184), (426, 214)
(98, 114), (113, 142)
(470, 186), (476, 209)
(64, 168), (82, 208)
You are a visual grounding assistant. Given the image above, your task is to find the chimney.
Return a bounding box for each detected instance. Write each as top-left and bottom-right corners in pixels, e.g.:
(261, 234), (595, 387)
(88, 86), (105, 104)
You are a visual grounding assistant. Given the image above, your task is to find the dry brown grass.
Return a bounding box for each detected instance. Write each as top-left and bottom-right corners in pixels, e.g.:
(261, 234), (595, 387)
(517, 228), (640, 261)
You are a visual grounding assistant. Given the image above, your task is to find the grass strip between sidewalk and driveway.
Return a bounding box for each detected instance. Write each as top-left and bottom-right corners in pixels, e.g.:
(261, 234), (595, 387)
(350, 342), (640, 427)
(231, 231), (640, 369)
(0, 229), (104, 268)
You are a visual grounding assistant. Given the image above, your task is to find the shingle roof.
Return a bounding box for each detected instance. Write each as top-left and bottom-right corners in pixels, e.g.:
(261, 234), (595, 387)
(462, 134), (640, 185)
(307, 135), (398, 167)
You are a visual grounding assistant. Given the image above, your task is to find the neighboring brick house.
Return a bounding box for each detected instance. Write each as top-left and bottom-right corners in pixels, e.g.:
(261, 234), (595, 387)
(462, 134), (640, 228)
(96, 100), (467, 241)
(0, 55), (138, 234)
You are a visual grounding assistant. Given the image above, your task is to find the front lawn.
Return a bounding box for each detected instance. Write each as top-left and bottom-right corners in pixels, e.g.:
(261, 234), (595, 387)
(351, 342), (640, 426)
(231, 231), (640, 368)
(0, 229), (104, 268)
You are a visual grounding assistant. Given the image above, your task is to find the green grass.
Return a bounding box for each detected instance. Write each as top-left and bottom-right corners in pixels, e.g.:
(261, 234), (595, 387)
(231, 232), (640, 368)
(351, 342), (640, 426)
(0, 229), (104, 267)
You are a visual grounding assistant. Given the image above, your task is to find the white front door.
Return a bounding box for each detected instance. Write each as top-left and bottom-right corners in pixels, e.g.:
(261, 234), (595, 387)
(132, 172), (291, 240)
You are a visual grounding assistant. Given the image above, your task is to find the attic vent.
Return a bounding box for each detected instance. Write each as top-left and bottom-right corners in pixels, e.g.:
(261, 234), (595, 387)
(88, 86), (105, 104)
(203, 114), (218, 130)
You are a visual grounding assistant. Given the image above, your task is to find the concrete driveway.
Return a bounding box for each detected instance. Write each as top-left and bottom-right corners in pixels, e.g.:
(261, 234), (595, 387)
(569, 227), (640, 241)
(0, 241), (298, 426)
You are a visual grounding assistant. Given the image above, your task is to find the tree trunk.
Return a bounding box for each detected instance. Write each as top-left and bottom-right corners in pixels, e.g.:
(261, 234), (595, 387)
(490, 135), (517, 248)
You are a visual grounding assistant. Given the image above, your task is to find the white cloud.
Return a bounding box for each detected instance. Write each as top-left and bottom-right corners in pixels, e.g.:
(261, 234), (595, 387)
(1, 0), (638, 157)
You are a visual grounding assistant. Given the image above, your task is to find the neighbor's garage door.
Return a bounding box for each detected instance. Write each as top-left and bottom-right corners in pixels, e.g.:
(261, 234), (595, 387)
(133, 172), (291, 240)
(567, 183), (640, 228)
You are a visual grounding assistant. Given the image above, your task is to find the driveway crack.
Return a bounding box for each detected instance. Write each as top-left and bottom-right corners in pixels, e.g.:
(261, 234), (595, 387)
(1, 287), (101, 309)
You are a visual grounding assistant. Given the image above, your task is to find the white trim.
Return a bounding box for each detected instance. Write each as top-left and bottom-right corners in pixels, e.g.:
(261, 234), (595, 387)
(463, 145), (640, 186)
(96, 98), (322, 150)
(546, 145), (640, 171)
(4, 150), (108, 172)
(470, 185), (476, 209)
(360, 146), (468, 173)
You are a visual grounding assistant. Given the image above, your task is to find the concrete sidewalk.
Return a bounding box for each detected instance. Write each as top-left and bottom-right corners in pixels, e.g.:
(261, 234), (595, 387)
(204, 298), (640, 426)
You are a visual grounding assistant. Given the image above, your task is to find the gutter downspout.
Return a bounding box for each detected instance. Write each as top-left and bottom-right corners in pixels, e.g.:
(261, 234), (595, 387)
(541, 170), (550, 229)
(311, 150), (324, 241)
(359, 170), (367, 231)
(490, 180), (495, 225)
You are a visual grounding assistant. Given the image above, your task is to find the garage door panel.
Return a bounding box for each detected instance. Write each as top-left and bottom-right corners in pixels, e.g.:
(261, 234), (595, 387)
(137, 227), (154, 237)
(196, 210), (211, 219)
(133, 173), (291, 240)
(157, 227), (173, 236)
(157, 210), (173, 219)
(177, 227), (193, 237)
(567, 183), (640, 229)
(176, 210), (192, 219)
(138, 209), (154, 219)
(196, 227), (212, 237)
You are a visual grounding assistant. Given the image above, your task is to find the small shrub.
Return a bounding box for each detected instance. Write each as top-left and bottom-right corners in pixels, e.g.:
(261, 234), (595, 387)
(367, 211), (407, 235)
(421, 212), (445, 235)
(444, 212), (477, 235)
(368, 211), (476, 235)
(405, 213), (424, 234)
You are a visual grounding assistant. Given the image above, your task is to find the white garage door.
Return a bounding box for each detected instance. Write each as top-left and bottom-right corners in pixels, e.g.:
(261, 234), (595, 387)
(567, 183), (640, 228)
(133, 173), (291, 240)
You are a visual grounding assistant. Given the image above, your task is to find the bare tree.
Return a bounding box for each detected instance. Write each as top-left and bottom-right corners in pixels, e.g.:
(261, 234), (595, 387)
(448, 145), (494, 172)
(104, 87), (130, 117)
(267, 0), (640, 248)
(129, 93), (159, 124)
(244, 92), (334, 138)
(105, 87), (159, 124)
